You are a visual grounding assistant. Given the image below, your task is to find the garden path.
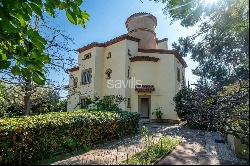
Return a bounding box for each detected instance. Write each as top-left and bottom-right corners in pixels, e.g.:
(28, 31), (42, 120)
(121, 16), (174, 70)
(52, 121), (247, 165)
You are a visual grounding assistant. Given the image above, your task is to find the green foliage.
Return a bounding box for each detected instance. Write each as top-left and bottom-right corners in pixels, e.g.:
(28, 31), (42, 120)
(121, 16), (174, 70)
(0, 0), (89, 85)
(0, 82), (65, 117)
(141, 126), (150, 142)
(174, 82), (249, 144)
(152, 107), (163, 119)
(120, 136), (180, 165)
(52, 99), (67, 112)
(173, 86), (192, 120)
(0, 109), (140, 164)
(157, 0), (249, 87)
(95, 95), (126, 112)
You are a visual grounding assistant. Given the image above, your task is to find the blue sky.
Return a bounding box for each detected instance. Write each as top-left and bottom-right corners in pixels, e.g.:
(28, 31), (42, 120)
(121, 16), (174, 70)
(47, 0), (199, 92)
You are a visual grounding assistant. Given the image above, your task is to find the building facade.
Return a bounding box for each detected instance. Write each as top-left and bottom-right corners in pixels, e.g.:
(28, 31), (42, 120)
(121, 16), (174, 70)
(67, 13), (187, 121)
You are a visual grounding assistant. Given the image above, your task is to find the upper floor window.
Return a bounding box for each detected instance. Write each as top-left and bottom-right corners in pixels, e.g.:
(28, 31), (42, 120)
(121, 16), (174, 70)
(107, 52), (111, 59)
(105, 68), (112, 79)
(82, 69), (92, 84)
(73, 77), (78, 88)
(128, 49), (132, 56)
(83, 53), (91, 60)
(177, 68), (181, 82)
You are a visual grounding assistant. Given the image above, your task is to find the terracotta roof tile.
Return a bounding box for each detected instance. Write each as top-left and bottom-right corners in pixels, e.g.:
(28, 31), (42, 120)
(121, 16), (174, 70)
(68, 66), (79, 72)
(130, 56), (159, 62)
(138, 49), (187, 68)
(77, 34), (140, 53)
(135, 85), (155, 92)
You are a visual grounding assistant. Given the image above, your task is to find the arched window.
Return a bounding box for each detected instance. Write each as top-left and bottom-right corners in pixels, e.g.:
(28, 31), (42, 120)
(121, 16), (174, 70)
(105, 68), (112, 79)
(82, 69), (92, 84)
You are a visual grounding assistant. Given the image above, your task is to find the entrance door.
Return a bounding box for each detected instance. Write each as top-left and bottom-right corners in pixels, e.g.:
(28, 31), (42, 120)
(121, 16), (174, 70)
(140, 98), (149, 118)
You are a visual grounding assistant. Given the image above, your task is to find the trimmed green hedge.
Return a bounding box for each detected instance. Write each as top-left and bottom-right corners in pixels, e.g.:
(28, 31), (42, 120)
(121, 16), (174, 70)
(0, 109), (140, 164)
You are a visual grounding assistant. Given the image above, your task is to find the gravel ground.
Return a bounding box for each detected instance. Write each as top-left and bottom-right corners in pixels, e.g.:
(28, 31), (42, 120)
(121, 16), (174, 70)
(52, 121), (248, 165)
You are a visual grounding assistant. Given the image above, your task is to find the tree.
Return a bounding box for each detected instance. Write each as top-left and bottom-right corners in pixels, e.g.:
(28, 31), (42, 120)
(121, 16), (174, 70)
(155, 0), (249, 87)
(174, 82), (249, 144)
(1, 1), (88, 115)
(156, 0), (249, 144)
(0, 0), (89, 85)
(0, 80), (66, 117)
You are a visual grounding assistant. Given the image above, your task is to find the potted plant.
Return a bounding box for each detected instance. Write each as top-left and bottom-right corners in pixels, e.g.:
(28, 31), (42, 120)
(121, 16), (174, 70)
(152, 107), (163, 123)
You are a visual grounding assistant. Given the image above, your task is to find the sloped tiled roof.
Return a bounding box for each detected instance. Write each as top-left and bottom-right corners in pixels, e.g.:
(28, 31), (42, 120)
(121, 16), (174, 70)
(77, 34), (140, 53)
(68, 66), (79, 72)
(135, 85), (155, 92)
(138, 49), (187, 68)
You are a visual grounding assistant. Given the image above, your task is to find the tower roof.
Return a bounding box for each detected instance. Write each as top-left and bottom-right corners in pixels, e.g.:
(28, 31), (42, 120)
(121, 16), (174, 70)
(125, 12), (157, 28)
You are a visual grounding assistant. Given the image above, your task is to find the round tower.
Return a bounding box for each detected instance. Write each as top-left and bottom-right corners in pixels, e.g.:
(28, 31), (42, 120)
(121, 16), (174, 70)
(125, 12), (157, 49)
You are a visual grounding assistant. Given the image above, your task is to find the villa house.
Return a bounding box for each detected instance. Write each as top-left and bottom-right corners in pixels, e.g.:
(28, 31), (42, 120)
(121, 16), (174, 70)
(67, 12), (187, 122)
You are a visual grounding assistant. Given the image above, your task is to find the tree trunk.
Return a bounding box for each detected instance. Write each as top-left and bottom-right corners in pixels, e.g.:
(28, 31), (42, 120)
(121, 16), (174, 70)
(23, 14), (40, 116)
(23, 78), (32, 115)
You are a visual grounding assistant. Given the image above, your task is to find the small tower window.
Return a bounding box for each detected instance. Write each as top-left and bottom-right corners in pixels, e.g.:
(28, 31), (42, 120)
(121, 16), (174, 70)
(107, 52), (111, 59)
(128, 66), (130, 78)
(177, 68), (181, 82)
(105, 68), (112, 79)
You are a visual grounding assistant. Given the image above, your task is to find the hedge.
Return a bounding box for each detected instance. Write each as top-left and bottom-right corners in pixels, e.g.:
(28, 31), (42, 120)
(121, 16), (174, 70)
(0, 109), (140, 164)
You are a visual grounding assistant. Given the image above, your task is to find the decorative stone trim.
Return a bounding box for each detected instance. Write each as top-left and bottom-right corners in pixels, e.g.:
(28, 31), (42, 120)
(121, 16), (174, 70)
(128, 28), (156, 36)
(68, 66), (79, 72)
(135, 85), (155, 92)
(129, 56), (159, 62)
(138, 49), (187, 68)
(77, 34), (140, 53)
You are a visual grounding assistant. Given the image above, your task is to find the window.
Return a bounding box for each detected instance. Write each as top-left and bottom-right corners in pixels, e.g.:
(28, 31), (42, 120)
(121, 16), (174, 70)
(127, 66), (130, 78)
(182, 72), (185, 82)
(83, 53), (91, 60)
(73, 77), (78, 88)
(107, 52), (111, 59)
(177, 68), (180, 82)
(127, 98), (131, 108)
(80, 98), (88, 108)
(105, 68), (112, 79)
(82, 69), (92, 84)
(128, 49), (132, 56)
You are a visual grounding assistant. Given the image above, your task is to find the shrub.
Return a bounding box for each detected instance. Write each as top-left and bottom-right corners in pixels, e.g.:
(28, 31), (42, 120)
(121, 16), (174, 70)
(0, 109), (140, 164)
(174, 82), (249, 144)
(152, 107), (163, 119)
(95, 95), (126, 112)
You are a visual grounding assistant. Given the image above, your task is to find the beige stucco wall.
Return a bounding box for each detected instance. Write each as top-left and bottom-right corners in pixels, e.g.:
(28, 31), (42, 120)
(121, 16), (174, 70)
(67, 40), (186, 121)
(130, 52), (181, 120)
(127, 15), (157, 49)
(157, 40), (168, 50)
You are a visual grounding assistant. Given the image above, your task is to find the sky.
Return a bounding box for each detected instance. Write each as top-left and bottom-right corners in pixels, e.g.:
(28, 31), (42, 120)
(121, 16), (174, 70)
(47, 0), (200, 94)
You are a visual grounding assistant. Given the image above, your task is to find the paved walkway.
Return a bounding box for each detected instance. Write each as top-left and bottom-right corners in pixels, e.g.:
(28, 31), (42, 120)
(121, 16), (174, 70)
(157, 126), (247, 165)
(51, 122), (247, 165)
